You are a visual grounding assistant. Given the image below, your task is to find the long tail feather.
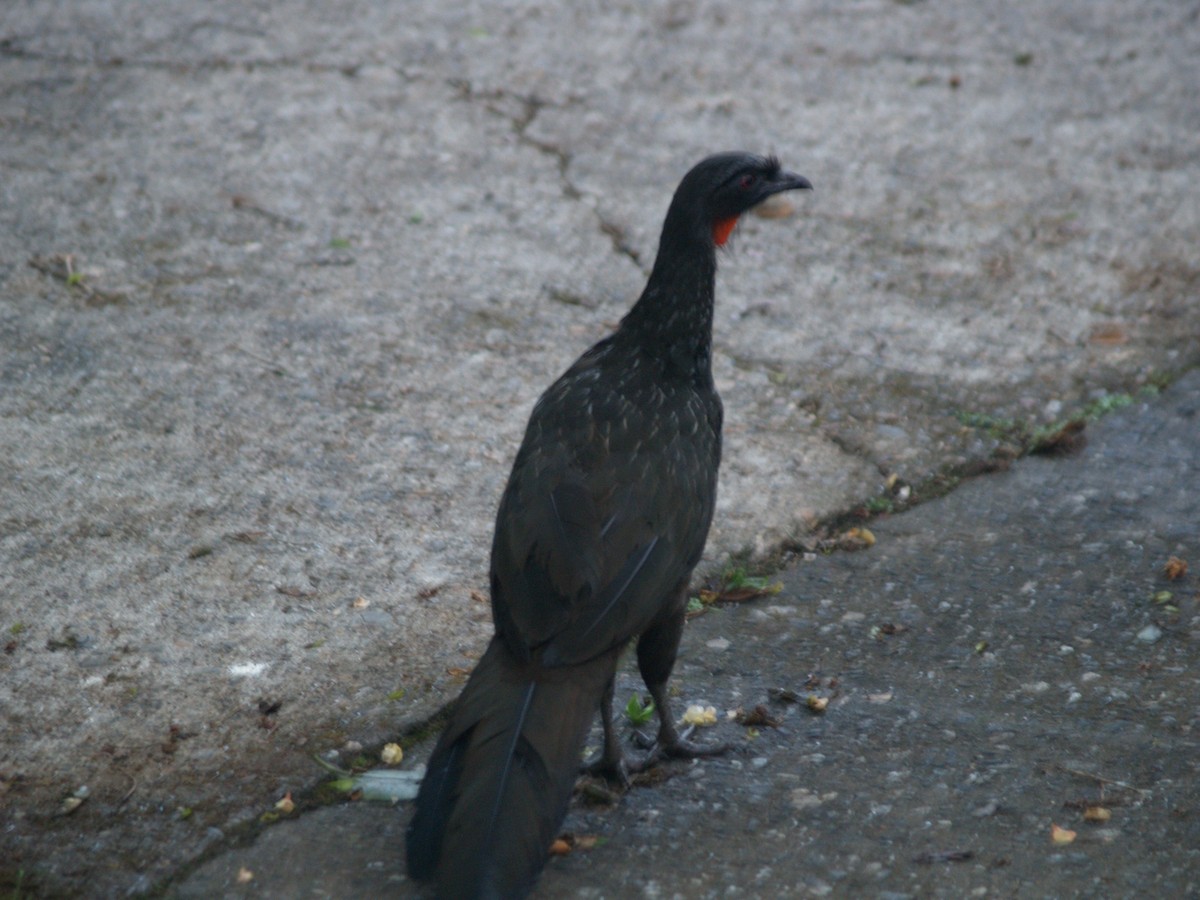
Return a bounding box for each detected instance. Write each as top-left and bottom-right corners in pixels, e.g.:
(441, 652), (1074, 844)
(406, 638), (615, 899)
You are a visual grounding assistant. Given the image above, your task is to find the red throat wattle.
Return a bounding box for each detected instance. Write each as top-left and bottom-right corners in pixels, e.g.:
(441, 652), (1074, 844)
(712, 216), (739, 247)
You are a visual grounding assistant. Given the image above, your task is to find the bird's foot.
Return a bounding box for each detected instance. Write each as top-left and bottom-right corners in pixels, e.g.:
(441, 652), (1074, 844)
(629, 725), (730, 772)
(581, 752), (631, 791)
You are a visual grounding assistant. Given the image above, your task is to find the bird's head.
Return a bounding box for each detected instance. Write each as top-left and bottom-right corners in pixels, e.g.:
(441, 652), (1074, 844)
(669, 152), (813, 248)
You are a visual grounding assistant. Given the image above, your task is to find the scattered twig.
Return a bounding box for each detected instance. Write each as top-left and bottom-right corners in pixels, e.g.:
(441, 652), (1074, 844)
(233, 345), (296, 379)
(913, 849), (974, 864)
(1051, 765), (1151, 796)
(229, 194), (304, 230)
(115, 774), (138, 811)
(28, 253), (125, 306)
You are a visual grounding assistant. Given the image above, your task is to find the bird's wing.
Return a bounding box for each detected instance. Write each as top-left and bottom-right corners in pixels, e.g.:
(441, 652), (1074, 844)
(490, 352), (719, 665)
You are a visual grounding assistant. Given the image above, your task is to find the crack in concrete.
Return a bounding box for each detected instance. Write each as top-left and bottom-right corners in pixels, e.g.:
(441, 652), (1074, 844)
(448, 77), (647, 275)
(3, 35), (648, 276)
(724, 349), (892, 478)
(820, 425), (891, 478)
(0, 37), (365, 76)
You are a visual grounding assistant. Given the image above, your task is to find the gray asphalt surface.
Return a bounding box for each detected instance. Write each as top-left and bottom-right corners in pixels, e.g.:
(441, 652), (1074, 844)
(173, 370), (1199, 899)
(1, 1), (1198, 897)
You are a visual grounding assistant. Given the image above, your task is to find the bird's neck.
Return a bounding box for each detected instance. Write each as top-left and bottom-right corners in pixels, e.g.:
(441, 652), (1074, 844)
(619, 225), (717, 379)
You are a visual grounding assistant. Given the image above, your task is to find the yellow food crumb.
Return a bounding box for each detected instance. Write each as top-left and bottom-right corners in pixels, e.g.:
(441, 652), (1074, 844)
(682, 704), (718, 726)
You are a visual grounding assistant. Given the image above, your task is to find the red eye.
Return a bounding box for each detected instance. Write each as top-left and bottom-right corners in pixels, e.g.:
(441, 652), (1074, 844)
(739, 174), (756, 189)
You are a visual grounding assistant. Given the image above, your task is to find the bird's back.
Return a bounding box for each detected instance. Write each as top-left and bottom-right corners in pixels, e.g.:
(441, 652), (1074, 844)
(489, 333), (722, 665)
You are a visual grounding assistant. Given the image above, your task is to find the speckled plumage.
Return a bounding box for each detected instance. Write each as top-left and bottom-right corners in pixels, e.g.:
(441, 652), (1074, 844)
(490, 324), (723, 665)
(407, 153), (811, 899)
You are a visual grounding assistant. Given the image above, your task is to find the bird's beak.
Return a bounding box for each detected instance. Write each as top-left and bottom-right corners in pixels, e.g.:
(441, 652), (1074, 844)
(775, 171), (813, 193)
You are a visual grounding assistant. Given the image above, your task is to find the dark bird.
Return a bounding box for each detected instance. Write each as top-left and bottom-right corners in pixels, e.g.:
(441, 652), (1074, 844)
(406, 152), (812, 898)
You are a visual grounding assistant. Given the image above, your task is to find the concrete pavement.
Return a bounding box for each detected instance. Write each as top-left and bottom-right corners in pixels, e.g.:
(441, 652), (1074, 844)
(1, 1), (1197, 895)
(173, 370), (1200, 898)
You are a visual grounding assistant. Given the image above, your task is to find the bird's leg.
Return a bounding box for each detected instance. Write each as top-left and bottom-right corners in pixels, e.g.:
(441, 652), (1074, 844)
(630, 587), (729, 771)
(635, 677), (730, 767)
(581, 674), (630, 788)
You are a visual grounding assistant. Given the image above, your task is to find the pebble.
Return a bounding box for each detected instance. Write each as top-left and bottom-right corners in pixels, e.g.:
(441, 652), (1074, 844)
(1137, 624), (1163, 643)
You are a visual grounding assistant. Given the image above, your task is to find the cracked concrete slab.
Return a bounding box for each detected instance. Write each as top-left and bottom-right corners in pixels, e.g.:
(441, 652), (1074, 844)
(1, 0), (1198, 895)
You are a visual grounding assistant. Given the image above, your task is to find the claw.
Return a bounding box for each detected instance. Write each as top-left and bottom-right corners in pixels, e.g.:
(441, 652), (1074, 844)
(628, 725), (729, 772)
(630, 728), (656, 751)
(581, 752), (631, 790)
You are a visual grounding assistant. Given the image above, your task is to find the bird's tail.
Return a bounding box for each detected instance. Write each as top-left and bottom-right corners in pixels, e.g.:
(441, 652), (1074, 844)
(406, 636), (613, 898)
